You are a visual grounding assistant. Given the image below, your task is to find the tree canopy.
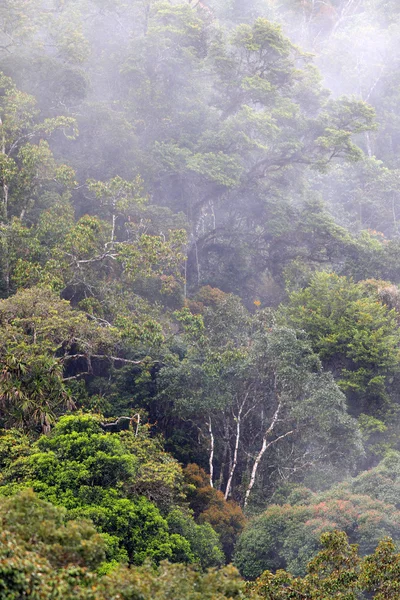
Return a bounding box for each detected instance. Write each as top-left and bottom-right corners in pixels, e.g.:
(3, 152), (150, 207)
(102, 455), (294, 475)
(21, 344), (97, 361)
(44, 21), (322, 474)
(3, 0), (400, 597)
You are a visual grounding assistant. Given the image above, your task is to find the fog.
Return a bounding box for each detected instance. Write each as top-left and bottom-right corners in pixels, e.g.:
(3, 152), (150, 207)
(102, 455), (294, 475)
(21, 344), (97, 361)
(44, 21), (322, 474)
(1, 0), (400, 586)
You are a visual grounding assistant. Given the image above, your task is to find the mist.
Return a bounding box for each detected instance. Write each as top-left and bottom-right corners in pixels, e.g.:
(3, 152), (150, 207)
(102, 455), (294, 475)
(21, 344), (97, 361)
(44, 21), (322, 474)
(1, 0), (400, 595)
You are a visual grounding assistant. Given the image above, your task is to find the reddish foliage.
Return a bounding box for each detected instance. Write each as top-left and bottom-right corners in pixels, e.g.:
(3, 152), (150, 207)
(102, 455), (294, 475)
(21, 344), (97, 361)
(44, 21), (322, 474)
(184, 464), (246, 560)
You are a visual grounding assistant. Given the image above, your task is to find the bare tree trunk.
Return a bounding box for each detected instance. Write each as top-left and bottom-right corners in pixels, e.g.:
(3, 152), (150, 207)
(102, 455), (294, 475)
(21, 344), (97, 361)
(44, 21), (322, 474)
(332, 0), (362, 35)
(134, 413), (140, 436)
(195, 239), (200, 286)
(365, 131), (372, 159)
(225, 397), (247, 500)
(227, 436), (232, 485)
(244, 402), (281, 506)
(244, 402), (294, 507)
(208, 417), (214, 488)
(111, 212), (116, 246)
(224, 416), (240, 499)
(217, 418), (230, 491)
(2, 183), (7, 220)
(0, 117), (8, 221)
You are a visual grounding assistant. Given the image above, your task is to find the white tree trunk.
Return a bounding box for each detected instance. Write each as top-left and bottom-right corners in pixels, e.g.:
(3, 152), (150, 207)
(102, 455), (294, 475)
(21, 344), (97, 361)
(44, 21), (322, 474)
(224, 396), (248, 500)
(224, 412), (240, 499)
(111, 212), (116, 246)
(0, 117), (7, 220)
(244, 402), (294, 507)
(208, 417), (214, 488)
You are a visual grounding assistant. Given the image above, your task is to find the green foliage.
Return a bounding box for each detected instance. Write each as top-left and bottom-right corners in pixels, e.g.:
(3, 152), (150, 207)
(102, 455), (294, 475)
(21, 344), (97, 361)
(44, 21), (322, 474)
(0, 414), (222, 568)
(0, 528), (244, 600)
(281, 272), (400, 416)
(234, 486), (400, 579)
(160, 293), (362, 505)
(0, 489), (107, 570)
(3, 0), (400, 593)
(0, 487), (108, 599)
(0, 533), (96, 600)
(99, 562), (246, 600)
(247, 530), (360, 599)
(247, 531), (400, 599)
(0, 287), (118, 431)
(332, 451), (400, 509)
(167, 508), (224, 568)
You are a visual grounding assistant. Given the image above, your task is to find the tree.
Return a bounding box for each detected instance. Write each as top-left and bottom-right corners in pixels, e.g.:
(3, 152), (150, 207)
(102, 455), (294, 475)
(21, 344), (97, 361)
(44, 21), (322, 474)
(0, 287), (119, 431)
(100, 562), (245, 600)
(159, 290), (362, 506)
(0, 532), (98, 600)
(0, 489), (107, 570)
(118, 4), (376, 299)
(248, 530), (400, 599)
(281, 271), (400, 418)
(234, 489), (400, 579)
(247, 530), (360, 599)
(0, 71), (77, 294)
(184, 463), (246, 561)
(0, 413), (224, 567)
(167, 508), (224, 568)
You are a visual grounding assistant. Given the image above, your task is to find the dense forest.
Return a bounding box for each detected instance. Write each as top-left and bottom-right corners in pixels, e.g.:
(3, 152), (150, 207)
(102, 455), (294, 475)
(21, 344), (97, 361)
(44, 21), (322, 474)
(4, 0), (400, 597)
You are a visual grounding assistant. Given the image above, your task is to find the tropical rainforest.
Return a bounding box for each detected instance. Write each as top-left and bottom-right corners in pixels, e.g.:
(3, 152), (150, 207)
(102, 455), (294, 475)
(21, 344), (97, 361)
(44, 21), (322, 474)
(3, 0), (400, 597)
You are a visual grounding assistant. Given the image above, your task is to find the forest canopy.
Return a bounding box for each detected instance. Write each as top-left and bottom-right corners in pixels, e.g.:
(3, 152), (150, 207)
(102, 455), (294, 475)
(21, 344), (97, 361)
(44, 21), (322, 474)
(3, 0), (400, 598)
